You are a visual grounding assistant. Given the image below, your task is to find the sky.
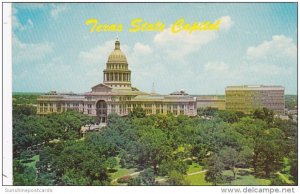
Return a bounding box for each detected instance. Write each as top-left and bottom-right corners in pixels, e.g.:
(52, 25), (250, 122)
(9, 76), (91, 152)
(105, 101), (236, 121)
(12, 3), (297, 95)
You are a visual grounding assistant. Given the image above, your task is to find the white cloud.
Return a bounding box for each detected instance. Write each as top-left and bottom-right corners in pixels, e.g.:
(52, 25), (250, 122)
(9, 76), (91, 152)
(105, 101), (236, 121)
(198, 35), (296, 90)
(153, 16), (233, 60)
(133, 42), (153, 56)
(13, 35), (53, 64)
(14, 57), (73, 92)
(219, 16), (234, 30)
(78, 40), (115, 66)
(15, 3), (45, 9)
(50, 4), (68, 20)
(12, 7), (34, 31)
(204, 61), (229, 73)
(247, 35), (296, 60)
(154, 29), (218, 60)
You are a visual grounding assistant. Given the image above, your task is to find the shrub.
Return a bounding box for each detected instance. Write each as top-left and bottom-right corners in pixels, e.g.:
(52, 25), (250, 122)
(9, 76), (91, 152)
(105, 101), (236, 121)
(128, 177), (142, 186)
(185, 159), (193, 165)
(117, 175), (133, 184)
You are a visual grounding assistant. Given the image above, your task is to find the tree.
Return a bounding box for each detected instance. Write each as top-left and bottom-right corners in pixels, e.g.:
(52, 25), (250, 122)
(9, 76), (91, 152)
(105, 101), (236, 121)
(13, 104), (36, 124)
(159, 159), (188, 176)
(214, 110), (239, 123)
(128, 177), (142, 186)
(37, 140), (113, 186)
(205, 154), (225, 185)
(289, 152), (298, 185)
(253, 128), (286, 177)
(253, 108), (274, 124)
(167, 170), (190, 185)
(128, 107), (146, 119)
(138, 128), (172, 172)
(107, 112), (130, 133)
(197, 107), (218, 117)
(139, 168), (156, 186)
(219, 147), (239, 179)
(105, 157), (117, 169)
(238, 146), (253, 168)
(13, 160), (37, 185)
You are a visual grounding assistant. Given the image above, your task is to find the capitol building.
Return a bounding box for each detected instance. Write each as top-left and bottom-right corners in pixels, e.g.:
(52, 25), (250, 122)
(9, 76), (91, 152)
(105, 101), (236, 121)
(37, 39), (198, 123)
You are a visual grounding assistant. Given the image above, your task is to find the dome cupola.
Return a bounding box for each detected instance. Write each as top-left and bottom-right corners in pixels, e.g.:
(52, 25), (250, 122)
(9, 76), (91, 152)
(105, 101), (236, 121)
(107, 39), (128, 64)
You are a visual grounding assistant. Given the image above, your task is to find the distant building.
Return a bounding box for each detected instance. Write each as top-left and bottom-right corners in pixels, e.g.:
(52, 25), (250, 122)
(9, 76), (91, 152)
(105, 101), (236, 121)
(37, 39), (197, 123)
(195, 96), (225, 110)
(225, 85), (285, 114)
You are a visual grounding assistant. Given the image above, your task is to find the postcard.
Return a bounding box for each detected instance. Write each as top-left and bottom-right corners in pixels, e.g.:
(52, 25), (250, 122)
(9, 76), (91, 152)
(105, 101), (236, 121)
(2, 2), (298, 194)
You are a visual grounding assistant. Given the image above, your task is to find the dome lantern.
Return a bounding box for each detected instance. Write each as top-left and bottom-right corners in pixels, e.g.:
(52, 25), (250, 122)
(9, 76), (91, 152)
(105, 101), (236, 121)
(115, 40), (120, 50)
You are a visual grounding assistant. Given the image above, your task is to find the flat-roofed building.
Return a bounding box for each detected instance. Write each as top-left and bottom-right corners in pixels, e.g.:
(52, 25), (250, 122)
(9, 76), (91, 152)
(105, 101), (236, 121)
(195, 96), (225, 110)
(225, 85), (285, 114)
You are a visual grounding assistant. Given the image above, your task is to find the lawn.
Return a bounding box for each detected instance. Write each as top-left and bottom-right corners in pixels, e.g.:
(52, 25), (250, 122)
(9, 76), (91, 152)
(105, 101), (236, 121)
(221, 169), (271, 186)
(187, 163), (203, 174)
(23, 155), (39, 169)
(276, 172), (294, 185)
(185, 168), (272, 186)
(109, 157), (137, 183)
(185, 171), (212, 186)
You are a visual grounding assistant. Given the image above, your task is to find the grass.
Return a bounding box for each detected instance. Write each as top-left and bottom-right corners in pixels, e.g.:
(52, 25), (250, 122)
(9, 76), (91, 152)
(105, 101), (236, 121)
(187, 163), (203, 174)
(185, 171), (212, 186)
(109, 157), (137, 182)
(276, 172), (294, 185)
(221, 169), (271, 186)
(185, 168), (271, 186)
(23, 155), (39, 169)
(110, 167), (137, 180)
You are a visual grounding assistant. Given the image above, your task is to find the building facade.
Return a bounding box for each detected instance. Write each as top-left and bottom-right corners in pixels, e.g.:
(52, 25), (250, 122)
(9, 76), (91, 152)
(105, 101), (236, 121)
(195, 96), (226, 110)
(225, 85), (285, 114)
(37, 40), (198, 123)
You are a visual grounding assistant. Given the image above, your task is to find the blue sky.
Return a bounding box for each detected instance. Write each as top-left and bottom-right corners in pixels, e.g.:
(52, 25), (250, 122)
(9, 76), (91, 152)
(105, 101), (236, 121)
(12, 3), (297, 94)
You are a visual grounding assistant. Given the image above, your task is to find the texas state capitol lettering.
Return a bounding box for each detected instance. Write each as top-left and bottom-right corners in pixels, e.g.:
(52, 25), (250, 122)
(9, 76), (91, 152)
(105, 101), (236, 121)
(85, 18), (221, 34)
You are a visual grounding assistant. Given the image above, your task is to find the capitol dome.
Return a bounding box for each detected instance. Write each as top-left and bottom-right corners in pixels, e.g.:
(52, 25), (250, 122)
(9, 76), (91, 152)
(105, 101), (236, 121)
(103, 39), (132, 89)
(107, 40), (128, 64)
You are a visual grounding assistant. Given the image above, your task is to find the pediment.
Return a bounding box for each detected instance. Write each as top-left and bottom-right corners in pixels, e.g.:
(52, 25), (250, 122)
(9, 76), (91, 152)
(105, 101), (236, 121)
(91, 83), (112, 93)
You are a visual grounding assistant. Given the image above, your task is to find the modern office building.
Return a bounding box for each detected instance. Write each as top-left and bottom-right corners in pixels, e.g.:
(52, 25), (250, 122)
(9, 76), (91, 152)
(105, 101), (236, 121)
(225, 85), (285, 114)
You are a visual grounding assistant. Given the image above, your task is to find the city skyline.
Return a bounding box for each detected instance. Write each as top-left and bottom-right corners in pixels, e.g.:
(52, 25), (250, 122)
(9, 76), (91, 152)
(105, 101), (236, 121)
(12, 3), (297, 94)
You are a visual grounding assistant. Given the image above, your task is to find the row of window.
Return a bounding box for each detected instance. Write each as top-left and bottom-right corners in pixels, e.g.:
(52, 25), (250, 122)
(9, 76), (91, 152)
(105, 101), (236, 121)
(108, 64), (127, 70)
(39, 103), (80, 107)
(105, 73), (130, 82)
(38, 107), (80, 113)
